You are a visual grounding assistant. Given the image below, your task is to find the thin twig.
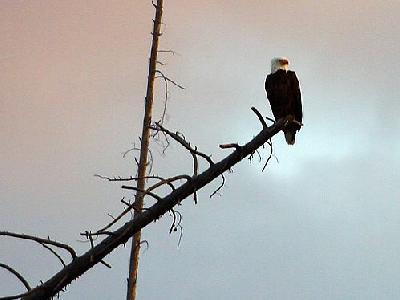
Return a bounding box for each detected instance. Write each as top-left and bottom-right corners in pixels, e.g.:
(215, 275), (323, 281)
(169, 210), (184, 246)
(146, 147), (154, 176)
(139, 240), (150, 252)
(157, 49), (180, 55)
(155, 70), (184, 89)
(209, 174), (225, 198)
(262, 138), (278, 171)
(169, 209), (177, 234)
(159, 75), (169, 125)
(95, 174), (172, 183)
(248, 148), (262, 163)
(122, 146), (139, 158)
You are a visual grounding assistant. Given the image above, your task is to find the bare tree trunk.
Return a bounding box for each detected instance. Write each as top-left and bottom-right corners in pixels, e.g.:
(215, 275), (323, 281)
(126, 1), (163, 299)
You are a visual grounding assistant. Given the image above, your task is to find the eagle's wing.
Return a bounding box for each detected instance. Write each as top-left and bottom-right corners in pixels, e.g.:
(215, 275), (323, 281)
(289, 71), (303, 125)
(265, 72), (285, 120)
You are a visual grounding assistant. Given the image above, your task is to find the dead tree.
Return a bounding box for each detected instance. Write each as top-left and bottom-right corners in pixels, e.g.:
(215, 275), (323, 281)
(126, 1), (164, 299)
(0, 2), (287, 299)
(0, 113), (286, 300)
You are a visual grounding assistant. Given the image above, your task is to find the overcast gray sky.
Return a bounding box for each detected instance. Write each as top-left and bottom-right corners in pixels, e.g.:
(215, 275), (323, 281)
(1, 1), (400, 299)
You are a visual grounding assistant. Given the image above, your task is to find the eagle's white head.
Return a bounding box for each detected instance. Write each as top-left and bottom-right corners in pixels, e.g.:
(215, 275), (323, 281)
(271, 57), (289, 74)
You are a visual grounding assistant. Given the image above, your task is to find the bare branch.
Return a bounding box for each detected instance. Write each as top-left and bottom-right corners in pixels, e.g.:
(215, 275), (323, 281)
(139, 240), (150, 251)
(265, 116), (275, 123)
(157, 49), (180, 55)
(95, 174), (161, 182)
(94, 174), (191, 188)
(177, 225), (183, 247)
(121, 186), (163, 202)
(90, 206), (135, 235)
(94, 174), (137, 181)
(147, 175), (191, 192)
(146, 147), (154, 175)
(151, 126), (171, 154)
(169, 209), (178, 234)
(150, 122), (214, 204)
(209, 174), (225, 198)
(169, 210), (183, 247)
(151, 122), (214, 166)
(82, 231), (116, 238)
(191, 165), (198, 202)
(121, 198), (131, 207)
(155, 70), (185, 89)
(122, 146), (140, 158)
(248, 147), (262, 163)
(219, 143), (241, 150)
(0, 263), (31, 291)
(134, 157), (140, 167)
(79, 232), (113, 270)
(0, 231), (76, 261)
(247, 107), (280, 170)
(158, 74), (169, 126)
(41, 244), (66, 267)
(251, 106), (268, 128)
(193, 190), (198, 203)
(100, 260), (112, 269)
(262, 138), (279, 171)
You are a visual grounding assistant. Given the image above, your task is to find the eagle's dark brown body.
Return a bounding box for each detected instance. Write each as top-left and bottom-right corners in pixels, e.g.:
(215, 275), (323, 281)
(265, 69), (303, 144)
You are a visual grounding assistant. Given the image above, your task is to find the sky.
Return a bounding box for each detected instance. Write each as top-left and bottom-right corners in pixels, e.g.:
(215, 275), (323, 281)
(1, 0), (400, 299)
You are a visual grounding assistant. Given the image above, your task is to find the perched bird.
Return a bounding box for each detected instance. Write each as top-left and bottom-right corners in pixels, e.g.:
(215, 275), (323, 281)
(265, 57), (303, 145)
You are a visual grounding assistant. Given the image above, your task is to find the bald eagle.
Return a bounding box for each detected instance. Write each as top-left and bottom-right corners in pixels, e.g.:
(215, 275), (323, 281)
(265, 57), (303, 145)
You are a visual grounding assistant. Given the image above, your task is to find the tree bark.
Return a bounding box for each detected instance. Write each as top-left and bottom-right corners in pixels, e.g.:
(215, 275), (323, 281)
(19, 118), (285, 300)
(126, 1), (163, 299)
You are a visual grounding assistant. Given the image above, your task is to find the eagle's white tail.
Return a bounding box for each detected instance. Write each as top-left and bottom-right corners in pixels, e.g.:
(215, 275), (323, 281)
(284, 131), (296, 145)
